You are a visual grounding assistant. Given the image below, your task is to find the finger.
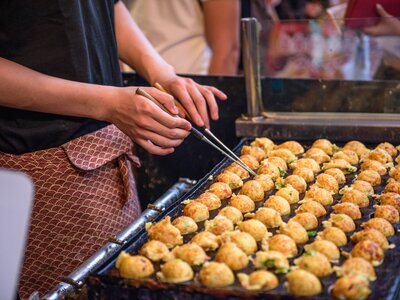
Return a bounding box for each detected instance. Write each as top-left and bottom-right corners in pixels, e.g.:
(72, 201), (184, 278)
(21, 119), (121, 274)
(147, 88), (179, 115)
(207, 86), (228, 100)
(173, 84), (205, 127)
(198, 85), (219, 121)
(136, 138), (175, 156)
(376, 4), (392, 18)
(363, 26), (380, 36)
(140, 130), (185, 148)
(187, 82), (210, 128)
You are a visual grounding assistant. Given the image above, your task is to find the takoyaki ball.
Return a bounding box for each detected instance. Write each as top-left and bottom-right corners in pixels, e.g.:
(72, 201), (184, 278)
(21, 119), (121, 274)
(286, 269), (322, 296)
(290, 213), (318, 230)
(323, 158), (357, 174)
(377, 142), (397, 157)
(351, 240), (384, 266)
(357, 170), (381, 186)
(361, 159), (387, 175)
(361, 217), (395, 237)
(379, 192), (400, 211)
(276, 140), (304, 155)
(343, 140), (369, 157)
(336, 258), (376, 281)
(352, 180), (374, 196)
(262, 156), (288, 171)
(264, 195), (291, 215)
(225, 163), (249, 179)
(215, 242), (249, 271)
(207, 182), (232, 200)
(139, 240), (170, 262)
(237, 219), (268, 241)
(294, 251), (332, 277)
(293, 167), (314, 183)
(116, 252), (154, 279)
(253, 250), (290, 273)
(312, 138), (336, 155)
(367, 148), (392, 164)
(239, 180), (265, 202)
(183, 201), (209, 222)
(221, 230), (257, 255)
(325, 213), (356, 233)
(315, 173), (339, 194)
(351, 228), (390, 250)
(296, 200), (327, 218)
(333, 149), (359, 165)
(374, 204), (399, 223)
(146, 216), (183, 249)
(199, 262), (234, 288)
(237, 270), (279, 291)
(204, 215), (234, 236)
(304, 240), (340, 262)
(172, 216), (198, 235)
(304, 185), (334, 206)
(285, 175), (307, 193)
(251, 137), (276, 152)
(304, 147), (330, 164)
(172, 243), (209, 266)
(241, 145), (266, 161)
(275, 184), (300, 204)
(331, 274), (370, 300)
(229, 194), (255, 213)
(191, 231), (220, 251)
(239, 154), (260, 170)
(218, 206), (243, 224)
(389, 167), (400, 182)
(384, 180), (400, 194)
(257, 163), (280, 181)
(157, 259), (193, 283)
(254, 174), (275, 192)
(341, 189), (370, 208)
(332, 202), (362, 220)
(216, 171), (243, 190)
(266, 234), (298, 257)
(324, 168), (346, 185)
(268, 148), (297, 164)
(290, 158), (320, 173)
(195, 192), (221, 211)
(317, 226), (348, 247)
(252, 207), (283, 228)
(279, 221), (308, 244)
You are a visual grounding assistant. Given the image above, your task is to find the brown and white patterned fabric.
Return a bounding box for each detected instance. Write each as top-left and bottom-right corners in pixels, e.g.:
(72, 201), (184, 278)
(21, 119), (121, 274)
(0, 125), (141, 299)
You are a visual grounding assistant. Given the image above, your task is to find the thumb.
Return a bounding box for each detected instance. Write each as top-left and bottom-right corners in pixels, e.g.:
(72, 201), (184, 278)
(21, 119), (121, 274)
(376, 3), (392, 18)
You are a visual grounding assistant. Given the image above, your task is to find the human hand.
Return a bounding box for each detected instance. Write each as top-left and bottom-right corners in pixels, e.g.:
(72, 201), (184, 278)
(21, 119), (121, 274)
(364, 4), (400, 36)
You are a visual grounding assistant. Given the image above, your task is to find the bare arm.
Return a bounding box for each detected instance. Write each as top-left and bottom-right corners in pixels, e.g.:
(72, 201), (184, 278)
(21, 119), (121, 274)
(203, 0), (240, 75)
(364, 4), (400, 36)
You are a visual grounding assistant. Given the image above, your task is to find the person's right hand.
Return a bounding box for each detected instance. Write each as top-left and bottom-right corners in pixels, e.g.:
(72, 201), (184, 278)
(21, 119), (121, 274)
(364, 4), (400, 36)
(106, 86), (192, 155)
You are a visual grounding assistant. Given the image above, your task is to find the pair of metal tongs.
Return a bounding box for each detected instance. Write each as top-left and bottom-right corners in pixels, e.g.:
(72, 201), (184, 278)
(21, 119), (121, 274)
(136, 84), (256, 177)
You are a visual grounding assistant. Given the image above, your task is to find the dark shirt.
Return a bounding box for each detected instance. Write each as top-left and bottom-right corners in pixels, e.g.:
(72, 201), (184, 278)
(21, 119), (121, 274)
(0, 0), (122, 154)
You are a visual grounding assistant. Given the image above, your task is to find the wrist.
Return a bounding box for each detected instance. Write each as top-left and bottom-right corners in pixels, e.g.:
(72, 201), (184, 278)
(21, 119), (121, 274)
(96, 86), (125, 123)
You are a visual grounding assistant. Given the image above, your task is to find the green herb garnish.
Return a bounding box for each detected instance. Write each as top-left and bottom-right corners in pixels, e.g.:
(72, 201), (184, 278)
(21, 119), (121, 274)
(307, 230), (317, 237)
(263, 259), (275, 268)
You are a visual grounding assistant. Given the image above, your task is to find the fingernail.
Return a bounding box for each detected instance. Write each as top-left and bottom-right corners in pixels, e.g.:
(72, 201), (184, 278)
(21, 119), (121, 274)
(172, 106), (179, 114)
(197, 118), (204, 127)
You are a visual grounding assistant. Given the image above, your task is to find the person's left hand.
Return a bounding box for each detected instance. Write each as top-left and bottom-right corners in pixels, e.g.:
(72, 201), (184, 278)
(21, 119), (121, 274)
(364, 4), (400, 36)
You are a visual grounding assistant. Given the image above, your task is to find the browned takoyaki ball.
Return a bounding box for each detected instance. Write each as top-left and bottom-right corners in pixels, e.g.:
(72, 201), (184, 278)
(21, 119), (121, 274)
(116, 252), (154, 279)
(147, 216), (183, 249)
(343, 140), (369, 157)
(333, 149), (359, 165)
(171, 243), (209, 266)
(157, 259), (193, 283)
(250, 137), (275, 152)
(139, 240), (170, 262)
(216, 171), (243, 190)
(268, 148), (297, 164)
(264, 195), (291, 215)
(341, 189), (370, 208)
(296, 200), (327, 218)
(279, 221), (308, 244)
(276, 141), (304, 155)
(221, 230), (258, 255)
(286, 269), (322, 296)
(324, 168), (346, 185)
(237, 219), (268, 241)
(257, 163), (281, 181)
(207, 182), (232, 200)
(304, 186), (334, 206)
(367, 148), (392, 164)
(241, 145), (267, 161)
(331, 274), (371, 300)
(183, 201), (209, 222)
(317, 227), (348, 247)
(315, 173), (339, 194)
(379, 192), (400, 211)
(191, 231), (220, 251)
(229, 194), (255, 213)
(335, 257), (376, 281)
(225, 163), (249, 179)
(351, 228), (390, 250)
(284, 175), (307, 193)
(304, 240), (340, 261)
(376, 142), (397, 157)
(237, 270), (279, 291)
(294, 251), (332, 277)
(253, 250), (290, 272)
(304, 147), (330, 164)
(390, 167), (400, 182)
(262, 156), (288, 171)
(204, 215), (234, 236)
(351, 240), (384, 266)
(374, 204), (399, 223)
(239, 154), (260, 170)
(252, 207), (283, 228)
(312, 138), (336, 155)
(290, 212), (318, 230)
(265, 234), (298, 257)
(357, 170), (381, 186)
(218, 206), (243, 224)
(332, 202), (362, 220)
(290, 158), (320, 173)
(215, 242), (249, 271)
(325, 213), (356, 233)
(254, 174), (275, 192)
(172, 216), (198, 235)
(199, 262), (234, 288)
(275, 184), (300, 204)
(293, 167), (314, 183)
(323, 159), (357, 174)
(351, 180), (374, 196)
(239, 180), (265, 202)
(384, 180), (400, 194)
(361, 159), (387, 175)
(361, 217), (395, 237)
